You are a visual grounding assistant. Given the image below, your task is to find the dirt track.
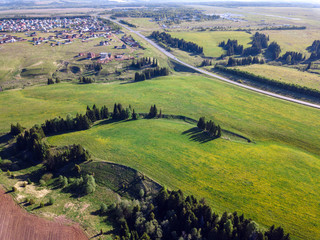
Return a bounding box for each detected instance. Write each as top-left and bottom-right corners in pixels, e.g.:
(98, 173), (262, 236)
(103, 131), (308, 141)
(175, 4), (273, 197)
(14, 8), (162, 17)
(0, 187), (88, 240)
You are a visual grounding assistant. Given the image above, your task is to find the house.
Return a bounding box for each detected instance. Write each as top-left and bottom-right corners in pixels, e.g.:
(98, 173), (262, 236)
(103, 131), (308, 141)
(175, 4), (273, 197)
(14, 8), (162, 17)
(100, 52), (109, 60)
(87, 52), (96, 59)
(100, 41), (109, 46)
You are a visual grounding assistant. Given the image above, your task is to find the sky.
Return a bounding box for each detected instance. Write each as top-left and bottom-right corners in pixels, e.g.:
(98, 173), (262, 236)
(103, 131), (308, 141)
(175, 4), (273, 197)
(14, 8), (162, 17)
(145, 0), (320, 3)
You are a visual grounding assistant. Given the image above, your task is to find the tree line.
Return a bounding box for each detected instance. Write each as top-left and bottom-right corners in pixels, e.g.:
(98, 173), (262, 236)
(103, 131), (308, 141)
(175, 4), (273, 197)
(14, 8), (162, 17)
(220, 33), (269, 57)
(119, 19), (137, 28)
(218, 33), (283, 62)
(79, 76), (95, 84)
(219, 39), (244, 56)
(243, 32), (269, 56)
(112, 103), (139, 121)
(108, 187), (290, 240)
(215, 65), (320, 99)
(45, 144), (90, 171)
(86, 62), (103, 72)
(197, 117), (221, 138)
(151, 31), (203, 54)
(47, 77), (61, 85)
(134, 67), (170, 82)
(131, 57), (159, 69)
(200, 59), (213, 67)
(227, 56), (265, 67)
(280, 51), (305, 64)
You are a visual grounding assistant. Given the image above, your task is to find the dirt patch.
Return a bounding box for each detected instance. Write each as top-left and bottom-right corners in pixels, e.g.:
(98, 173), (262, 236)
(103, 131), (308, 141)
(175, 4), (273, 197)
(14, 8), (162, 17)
(29, 61), (44, 68)
(64, 202), (75, 210)
(0, 187), (88, 240)
(80, 203), (90, 213)
(14, 181), (51, 198)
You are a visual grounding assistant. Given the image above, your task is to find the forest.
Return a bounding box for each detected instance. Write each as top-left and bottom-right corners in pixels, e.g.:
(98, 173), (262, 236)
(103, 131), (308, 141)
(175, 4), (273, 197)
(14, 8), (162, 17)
(151, 31), (203, 54)
(109, 188), (290, 240)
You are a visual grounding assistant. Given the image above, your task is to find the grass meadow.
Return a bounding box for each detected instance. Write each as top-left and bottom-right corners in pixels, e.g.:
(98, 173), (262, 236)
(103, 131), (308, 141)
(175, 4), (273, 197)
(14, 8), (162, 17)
(169, 31), (252, 57)
(46, 118), (320, 240)
(1, 73), (320, 239)
(234, 64), (320, 90)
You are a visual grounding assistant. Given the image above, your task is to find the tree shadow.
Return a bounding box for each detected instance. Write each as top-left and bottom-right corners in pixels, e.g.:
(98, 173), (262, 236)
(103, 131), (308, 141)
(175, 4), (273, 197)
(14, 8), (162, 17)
(90, 209), (101, 216)
(0, 133), (13, 145)
(182, 127), (217, 143)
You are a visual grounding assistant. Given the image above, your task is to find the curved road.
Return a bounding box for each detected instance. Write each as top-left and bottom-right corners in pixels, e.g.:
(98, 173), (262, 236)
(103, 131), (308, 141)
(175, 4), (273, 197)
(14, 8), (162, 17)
(111, 19), (320, 110)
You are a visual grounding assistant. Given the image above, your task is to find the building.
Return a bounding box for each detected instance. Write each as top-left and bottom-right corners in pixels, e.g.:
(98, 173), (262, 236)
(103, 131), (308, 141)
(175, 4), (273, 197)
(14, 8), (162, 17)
(100, 52), (109, 60)
(87, 52), (96, 59)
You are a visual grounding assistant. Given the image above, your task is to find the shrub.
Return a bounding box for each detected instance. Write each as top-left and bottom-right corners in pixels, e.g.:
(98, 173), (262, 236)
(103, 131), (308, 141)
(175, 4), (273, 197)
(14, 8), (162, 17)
(27, 178), (32, 185)
(29, 198), (35, 205)
(100, 203), (108, 215)
(39, 179), (46, 187)
(139, 189), (145, 198)
(41, 173), (53, 182)
(40, 202), (44, 208)
(7, 170), (11, 176)
(0, 159), (12, 169)
(48, 197), (54, 205)
(12, 186), (17, 192)
(83, 175), (96, 195)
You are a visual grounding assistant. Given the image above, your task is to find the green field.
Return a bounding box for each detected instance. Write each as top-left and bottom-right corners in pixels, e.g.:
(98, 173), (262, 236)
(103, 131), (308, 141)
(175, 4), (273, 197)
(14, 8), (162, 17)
(46, 117), (320, 240)
(169, 31), (252, 57)
(125, 18), (162, 31)
(257, 29), (319, 56)
(1, 73), (320, 238)
(234, 64), (320, 90)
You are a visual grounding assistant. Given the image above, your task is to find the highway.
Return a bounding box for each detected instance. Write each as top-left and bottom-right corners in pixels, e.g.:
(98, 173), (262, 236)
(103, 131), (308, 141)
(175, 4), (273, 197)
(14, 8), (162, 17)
(111, 19), (320, 110)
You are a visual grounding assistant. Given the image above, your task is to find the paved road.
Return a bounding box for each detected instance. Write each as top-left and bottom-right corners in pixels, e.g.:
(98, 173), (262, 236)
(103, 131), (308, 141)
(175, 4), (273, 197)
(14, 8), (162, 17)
(111, 19), (320, 110)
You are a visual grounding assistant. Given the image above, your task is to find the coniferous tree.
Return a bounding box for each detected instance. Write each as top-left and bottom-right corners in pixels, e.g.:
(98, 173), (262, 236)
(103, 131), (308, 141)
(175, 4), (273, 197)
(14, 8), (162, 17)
(113, 103), (120, 120)
(197, 117), (206, 130)
(132, 109), (138, 120)
(47, 78), (54, 85)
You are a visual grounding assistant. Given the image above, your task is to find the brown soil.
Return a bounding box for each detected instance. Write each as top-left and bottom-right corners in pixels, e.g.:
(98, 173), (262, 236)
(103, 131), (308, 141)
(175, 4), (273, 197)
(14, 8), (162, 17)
(0, 187), (88, 240)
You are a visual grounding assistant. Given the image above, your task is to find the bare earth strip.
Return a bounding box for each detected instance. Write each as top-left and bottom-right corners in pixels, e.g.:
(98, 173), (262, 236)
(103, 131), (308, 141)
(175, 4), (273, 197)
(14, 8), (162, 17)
(0, 187), (88, 240)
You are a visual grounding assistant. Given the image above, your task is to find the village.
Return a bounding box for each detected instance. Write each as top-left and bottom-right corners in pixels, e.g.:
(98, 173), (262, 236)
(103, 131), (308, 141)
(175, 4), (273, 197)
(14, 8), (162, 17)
(0, 17), (110, 33)
(0, 16), (141, 65)
(0, 17), (118, 46)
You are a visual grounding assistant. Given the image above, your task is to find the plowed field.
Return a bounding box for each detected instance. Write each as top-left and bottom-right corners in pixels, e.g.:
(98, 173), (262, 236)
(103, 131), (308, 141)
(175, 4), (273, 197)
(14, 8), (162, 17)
(0, 187), (88, 240)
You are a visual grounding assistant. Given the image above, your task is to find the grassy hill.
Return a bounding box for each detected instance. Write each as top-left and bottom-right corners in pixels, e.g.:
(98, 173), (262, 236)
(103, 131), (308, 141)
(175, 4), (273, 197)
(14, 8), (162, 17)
(1, 74), (319, 155)
(1, 73), (320, 239)
(46, 118), (320, 240)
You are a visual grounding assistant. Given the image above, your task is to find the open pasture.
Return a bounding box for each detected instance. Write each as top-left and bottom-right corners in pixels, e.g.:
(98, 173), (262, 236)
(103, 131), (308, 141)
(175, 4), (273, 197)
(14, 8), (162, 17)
(0, 58), (320, 240)
(234, 64), (320, 90)
(169, 31), (252, 57)
(46, 117), (320, 240)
